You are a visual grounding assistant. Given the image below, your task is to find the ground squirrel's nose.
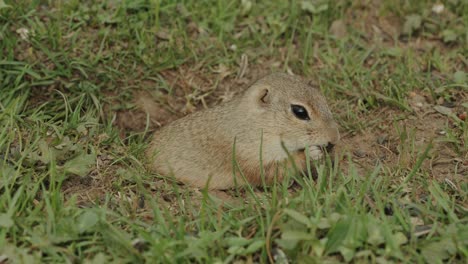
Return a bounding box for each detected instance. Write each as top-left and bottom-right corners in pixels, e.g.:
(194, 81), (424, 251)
(325, 142), (335, 153)
(327, 125), (340, 146)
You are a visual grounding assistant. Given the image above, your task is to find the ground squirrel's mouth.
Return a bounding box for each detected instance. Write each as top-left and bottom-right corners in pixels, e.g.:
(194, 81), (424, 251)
(297, 144), (331, 152)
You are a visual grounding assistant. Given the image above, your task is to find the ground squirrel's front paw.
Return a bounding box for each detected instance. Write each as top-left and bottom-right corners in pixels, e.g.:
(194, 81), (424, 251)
(308, 146), (323, 160)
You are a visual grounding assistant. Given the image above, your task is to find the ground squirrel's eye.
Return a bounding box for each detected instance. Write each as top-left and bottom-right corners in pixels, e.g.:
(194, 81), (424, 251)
(291, 104), (310, 120)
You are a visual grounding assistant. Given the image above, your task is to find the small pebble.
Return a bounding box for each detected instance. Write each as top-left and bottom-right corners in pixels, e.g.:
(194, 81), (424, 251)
(437, 97), (444, 105)
(432, 3), (444, 14)
(138, 195), (145, 208)
(377, 134), (388, 145)
(354, 149), (366, 158)
(132, 239), (149, 252)
(459, 112), (467, 121)
(441, 100), (455, 108)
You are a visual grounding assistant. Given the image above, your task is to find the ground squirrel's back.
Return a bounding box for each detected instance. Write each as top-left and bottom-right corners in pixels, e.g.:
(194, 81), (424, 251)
(146, 73), (340, 189)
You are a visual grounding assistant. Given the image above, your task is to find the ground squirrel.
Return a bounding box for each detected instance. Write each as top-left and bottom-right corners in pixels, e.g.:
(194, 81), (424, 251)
(146, 73), (340, 189)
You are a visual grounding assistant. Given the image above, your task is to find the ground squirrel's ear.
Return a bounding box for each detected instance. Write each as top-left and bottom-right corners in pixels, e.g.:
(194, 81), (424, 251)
(251, 85), (270, 106)
(258, 88), (270, 104)
(246, 84), (271, 107)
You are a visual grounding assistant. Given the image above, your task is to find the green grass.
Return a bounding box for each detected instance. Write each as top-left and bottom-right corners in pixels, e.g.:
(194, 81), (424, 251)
(1, 0), (467, 263)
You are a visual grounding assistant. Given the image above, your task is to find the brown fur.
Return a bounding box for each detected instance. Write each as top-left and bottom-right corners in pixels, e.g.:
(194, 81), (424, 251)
(146, 73), (340, 189)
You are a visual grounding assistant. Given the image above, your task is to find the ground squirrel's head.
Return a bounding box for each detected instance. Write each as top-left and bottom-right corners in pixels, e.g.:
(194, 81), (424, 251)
(242, 73), (340, 159)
